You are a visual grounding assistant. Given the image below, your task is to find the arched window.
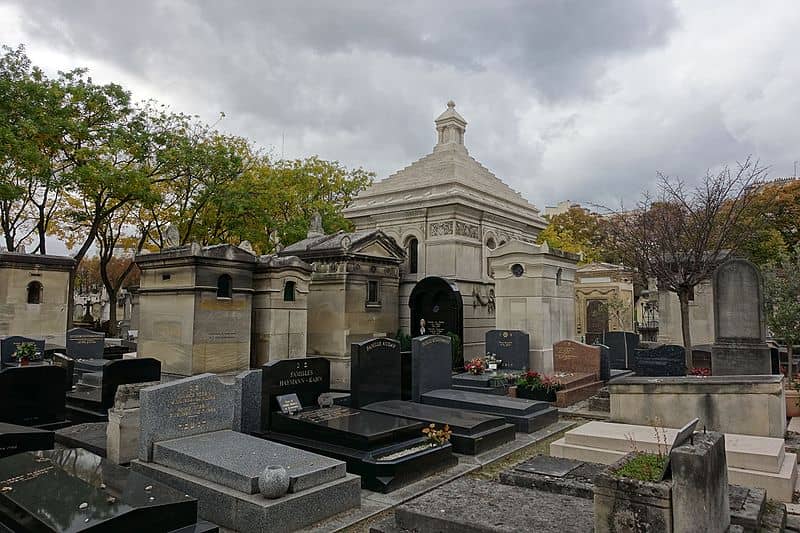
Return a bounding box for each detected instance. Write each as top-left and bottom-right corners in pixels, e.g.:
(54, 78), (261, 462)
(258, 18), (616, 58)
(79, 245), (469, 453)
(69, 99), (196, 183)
(26, 281), (42, 304)
(556, 268), (563, 286)
(407, 238), (419, 274)
(216, 274), (232, 298)
(283, 281), (296, 302)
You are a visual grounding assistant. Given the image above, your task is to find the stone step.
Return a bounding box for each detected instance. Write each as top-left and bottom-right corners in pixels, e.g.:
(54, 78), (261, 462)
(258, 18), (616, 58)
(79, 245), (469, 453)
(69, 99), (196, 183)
(451, 384), (506, 396)
(563, 421), (787, 474)
(555, 380), (604, 408)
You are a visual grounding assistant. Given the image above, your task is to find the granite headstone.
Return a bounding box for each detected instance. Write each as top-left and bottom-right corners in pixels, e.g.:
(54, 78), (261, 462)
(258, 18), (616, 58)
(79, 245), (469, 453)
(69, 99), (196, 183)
(602, 331), (639, 369)
(410, 335), (452, 401)
(634, 344), (686, 377)
(261, 357), (330, 430)
(595, 344), (612, 382)
(66, 327), (105, 359)
(0, 336), (45, 365)
(553, 340), (601, 378)
(350, 337), (401, 408)
(138, 373), (241, 461)
(0, 365), (65, 427)
(485, 330), (530, 370)
(235, 369), (262, 434)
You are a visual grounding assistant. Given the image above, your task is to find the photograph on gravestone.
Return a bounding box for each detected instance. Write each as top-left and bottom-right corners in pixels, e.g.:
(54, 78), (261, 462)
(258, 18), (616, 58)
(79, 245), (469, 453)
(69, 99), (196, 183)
(261, 357), (330, 430)
(411, 335), (452, 401)
(350, 337), (401, 408)
(485, 330), (530, 370)
(0, 336), (45, 365)
(139, 373), (240, 461)
(66, 327), (105, 359)
(277, 393), (303, 415)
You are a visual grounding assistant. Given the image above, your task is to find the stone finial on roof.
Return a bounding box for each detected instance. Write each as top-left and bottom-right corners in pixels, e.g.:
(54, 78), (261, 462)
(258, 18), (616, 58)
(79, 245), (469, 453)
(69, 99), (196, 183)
(434, 100), (467, 151)
(307, 211), (324, 239)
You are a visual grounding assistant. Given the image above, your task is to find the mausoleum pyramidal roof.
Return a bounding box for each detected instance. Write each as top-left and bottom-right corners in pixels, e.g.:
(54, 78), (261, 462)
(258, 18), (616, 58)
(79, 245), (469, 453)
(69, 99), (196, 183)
(343, 101), (546, 229)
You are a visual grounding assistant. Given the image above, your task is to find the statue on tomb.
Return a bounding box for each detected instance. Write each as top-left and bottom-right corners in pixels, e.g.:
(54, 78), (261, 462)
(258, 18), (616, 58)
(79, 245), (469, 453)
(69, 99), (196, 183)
(307, 211), (324, 238)
(163, 224), (181, 249)
(239, 240), (254, 253)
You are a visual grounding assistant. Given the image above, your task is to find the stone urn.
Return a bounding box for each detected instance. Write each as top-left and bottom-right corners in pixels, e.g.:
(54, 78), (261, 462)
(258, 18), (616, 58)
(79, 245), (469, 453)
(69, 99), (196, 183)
(785, 385), (800, 418)
(259, 465), (290, 499)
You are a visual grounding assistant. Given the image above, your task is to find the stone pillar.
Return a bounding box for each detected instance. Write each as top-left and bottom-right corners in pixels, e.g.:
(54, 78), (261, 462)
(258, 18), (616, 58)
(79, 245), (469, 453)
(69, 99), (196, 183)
(488, 241), (578, 373)
(670, 431), (730, 533)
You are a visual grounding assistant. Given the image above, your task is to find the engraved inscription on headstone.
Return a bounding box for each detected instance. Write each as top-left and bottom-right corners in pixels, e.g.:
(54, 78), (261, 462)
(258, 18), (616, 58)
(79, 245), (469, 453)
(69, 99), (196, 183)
(277, 393), (302, 415)
(553, 340), (601, 378)
(410, 335), (451, 401)
(261, 357), (330, 429)
(66, 328), (105, 359)
(486, 330), (530, 370)
(350, 338), (401, 408)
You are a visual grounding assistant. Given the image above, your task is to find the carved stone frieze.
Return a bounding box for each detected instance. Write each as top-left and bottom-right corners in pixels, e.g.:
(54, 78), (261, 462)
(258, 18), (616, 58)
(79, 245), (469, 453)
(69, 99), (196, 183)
(430, 221), (454, 237)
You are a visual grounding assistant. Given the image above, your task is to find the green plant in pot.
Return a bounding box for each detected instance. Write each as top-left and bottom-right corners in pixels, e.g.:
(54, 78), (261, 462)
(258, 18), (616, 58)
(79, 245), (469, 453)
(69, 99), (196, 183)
(12, 342), (39, 366)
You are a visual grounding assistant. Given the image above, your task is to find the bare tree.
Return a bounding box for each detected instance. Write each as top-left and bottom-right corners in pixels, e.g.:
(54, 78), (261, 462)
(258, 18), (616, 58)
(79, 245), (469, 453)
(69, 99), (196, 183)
(603, 157), (769, 368)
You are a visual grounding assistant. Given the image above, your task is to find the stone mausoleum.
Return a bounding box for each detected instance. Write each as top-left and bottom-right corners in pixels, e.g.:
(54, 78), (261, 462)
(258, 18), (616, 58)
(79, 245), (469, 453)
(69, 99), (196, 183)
(343, 101), (548, 359)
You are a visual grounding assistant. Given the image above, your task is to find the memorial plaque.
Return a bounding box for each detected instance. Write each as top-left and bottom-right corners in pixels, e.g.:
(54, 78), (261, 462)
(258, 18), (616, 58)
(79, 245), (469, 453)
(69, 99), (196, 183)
(139, 373), (241, 461)
(0, 336), (45, 365)
(553, 340), (601, 378)
(277, 393), (303, 415)
(515, 455), (582, 478)
(0, 366), (66, 427)
(261, 357), (330, 430)
(486, 330), (530, 370)
(634, 344), (686, 377)
(410, 335), (451, 401)
(350, 338), (401, 408)
(66, 327), (105, 359)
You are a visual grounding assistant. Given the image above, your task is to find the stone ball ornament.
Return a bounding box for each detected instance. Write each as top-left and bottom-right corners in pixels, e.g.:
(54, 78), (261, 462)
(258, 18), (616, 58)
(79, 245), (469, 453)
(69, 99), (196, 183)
(259, 465), (290, 499)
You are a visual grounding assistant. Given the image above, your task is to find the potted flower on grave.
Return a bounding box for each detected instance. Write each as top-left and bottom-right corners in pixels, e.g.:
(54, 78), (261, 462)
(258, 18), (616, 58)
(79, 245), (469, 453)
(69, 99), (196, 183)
(515, 371), (565, 402)
(12, 342), (39, 366)
(464, 357), (486, 375)
(763, 252), (800, 418)
(422, 423), (452, 447)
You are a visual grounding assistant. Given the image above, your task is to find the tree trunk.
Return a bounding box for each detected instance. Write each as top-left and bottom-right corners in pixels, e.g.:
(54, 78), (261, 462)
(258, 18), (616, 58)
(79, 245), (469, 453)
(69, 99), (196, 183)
(678, 289), (694, 369)
(107, 288), (118, 337)
(788, 344), (794, 383)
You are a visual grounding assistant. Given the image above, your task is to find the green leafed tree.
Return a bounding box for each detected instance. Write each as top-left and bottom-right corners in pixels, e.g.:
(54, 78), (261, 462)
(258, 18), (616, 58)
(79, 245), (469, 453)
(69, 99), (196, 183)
(763, 249), (800, 381)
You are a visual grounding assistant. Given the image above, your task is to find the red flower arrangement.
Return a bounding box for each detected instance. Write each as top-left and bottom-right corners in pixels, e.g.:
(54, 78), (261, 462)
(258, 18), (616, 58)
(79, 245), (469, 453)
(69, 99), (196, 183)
(688, 367), (711, 377)
(515, 371), (564, 401)
(465, 358), (486, 375)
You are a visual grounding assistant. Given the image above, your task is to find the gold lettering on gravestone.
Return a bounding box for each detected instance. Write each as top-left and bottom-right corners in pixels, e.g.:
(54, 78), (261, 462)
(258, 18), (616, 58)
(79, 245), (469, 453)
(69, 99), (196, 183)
(169, 384), (218, 432)
(71, 335), (101, 345)
(427, 321), (445, 335)
(557, 345), (577, 361)
(297, 406), (358, 423)
(421, 337), (448, 346)
(365, 339), (397, 351)
(0, 465), (55, 486)
(278, 367), (324, 387)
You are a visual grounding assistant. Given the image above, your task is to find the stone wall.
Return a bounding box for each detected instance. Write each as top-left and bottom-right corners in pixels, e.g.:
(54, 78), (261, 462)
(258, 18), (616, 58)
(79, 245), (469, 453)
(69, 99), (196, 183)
(609, 375), (786, 437)
(657, 279), (714, 346)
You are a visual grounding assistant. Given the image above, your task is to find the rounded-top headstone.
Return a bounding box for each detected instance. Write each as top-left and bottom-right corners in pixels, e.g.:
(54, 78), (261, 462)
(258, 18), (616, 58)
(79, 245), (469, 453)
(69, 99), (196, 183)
(713, 258), (764, 342)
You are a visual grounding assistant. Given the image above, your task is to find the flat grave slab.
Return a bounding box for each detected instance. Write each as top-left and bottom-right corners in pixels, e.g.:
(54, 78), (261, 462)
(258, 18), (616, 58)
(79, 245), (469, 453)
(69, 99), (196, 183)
(55, 422), (107, 457)
(270, 405), (424, 450)
(362, 400), (516, 455)
(0, 422), (54, 458)
(420, 388), (559, 433)
(0, 448), (204, 532)
(451, 371), (505, 387)
(153, 429), (346, 494)
(515, 455), (582, 477)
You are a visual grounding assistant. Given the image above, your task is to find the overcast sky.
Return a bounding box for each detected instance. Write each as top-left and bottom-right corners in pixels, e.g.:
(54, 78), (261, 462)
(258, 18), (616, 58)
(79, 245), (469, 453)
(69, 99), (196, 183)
(2, 0), (799, 218)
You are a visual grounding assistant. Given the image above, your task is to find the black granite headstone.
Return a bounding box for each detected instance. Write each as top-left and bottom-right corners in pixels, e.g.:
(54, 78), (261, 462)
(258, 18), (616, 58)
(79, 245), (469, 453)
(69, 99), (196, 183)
(596, 344), (612, 382)
(634, 344), (686, 377)
(350, 337), (401, 408)
(66, 327), (105, 359)
(51, 353), (75, 390)
(602, 331), (639, 369)
(485, 330), (530, 370)
(410, 335), (452, 401)
(0, 365), (66, 427)
(261, 357), (330, 429)
(0, 448), (202, 532)
(0, 422), (54, 458)
(0, 336), (45, 365)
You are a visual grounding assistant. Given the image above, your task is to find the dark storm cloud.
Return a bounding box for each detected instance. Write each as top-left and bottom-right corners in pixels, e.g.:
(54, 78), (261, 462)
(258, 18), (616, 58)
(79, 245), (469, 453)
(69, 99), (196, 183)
(3, 1), (799, 210)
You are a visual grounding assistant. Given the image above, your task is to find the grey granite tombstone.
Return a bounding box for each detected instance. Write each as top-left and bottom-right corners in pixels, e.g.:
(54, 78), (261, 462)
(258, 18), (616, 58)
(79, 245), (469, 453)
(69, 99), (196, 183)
(138, 373), (241, 461)
(711, 258), (771, 375)
(596, 344), (612, 382)
(236, 369), (262, 434)
(0, 336), (45, 365)
(410, 335), (452, 401)
(350, 337), (401, 408)
(66, 327), (105, 359)
(485, 330), (530, 370)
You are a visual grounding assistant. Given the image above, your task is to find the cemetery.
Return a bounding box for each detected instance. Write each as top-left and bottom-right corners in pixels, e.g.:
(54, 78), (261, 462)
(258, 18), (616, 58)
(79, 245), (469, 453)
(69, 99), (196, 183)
(0, 65), (799, 531)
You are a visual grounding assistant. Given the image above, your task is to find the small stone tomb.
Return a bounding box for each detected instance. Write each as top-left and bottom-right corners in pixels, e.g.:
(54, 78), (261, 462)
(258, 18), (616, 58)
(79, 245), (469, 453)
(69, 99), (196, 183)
(0, 365), (66, 428)
(0, 448), (209, 532)
(0, 335), (45, 365)
(350, 337), (402, 408)
(485, 330), (530, 370)
(410, 335), (451, 401)
(66, 327), (105, 359)
(132, 373), (361, 532)
(0, 422), (53, 458)
(551, 340), (605, 407)
(602, 331), (639, 369)
(67, 357), (161, 419)
(634, 344), (686, 377)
